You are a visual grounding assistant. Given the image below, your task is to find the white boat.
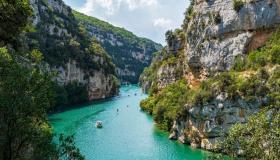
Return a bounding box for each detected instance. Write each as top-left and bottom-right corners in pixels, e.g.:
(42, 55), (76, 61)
(95, 121), (103, 128)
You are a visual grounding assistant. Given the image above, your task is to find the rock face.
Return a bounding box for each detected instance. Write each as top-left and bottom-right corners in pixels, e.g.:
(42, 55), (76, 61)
(74, 11), (162, 84)
(27, 0), (119, 103)
(140, 0), (280, 150)
(139, 29), (186, 93)
(185, 0), (280, 77)
(53, 60), (118, 100)
(169, 92), (266, 150)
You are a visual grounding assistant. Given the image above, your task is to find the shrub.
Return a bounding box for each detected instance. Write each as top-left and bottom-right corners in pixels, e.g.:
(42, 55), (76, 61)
(220, 110), (280, 159)
(233, 0), (245, 12)
(214, 12), (222, 24)
(140, 79), (193, 130)
(232, 55), (247, 71)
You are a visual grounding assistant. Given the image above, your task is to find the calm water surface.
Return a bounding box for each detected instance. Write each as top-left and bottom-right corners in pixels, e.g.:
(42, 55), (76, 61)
(49, 85), (211, 160)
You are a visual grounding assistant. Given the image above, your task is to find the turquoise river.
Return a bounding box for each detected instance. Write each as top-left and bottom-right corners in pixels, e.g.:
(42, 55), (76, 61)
(49, 85), (212, 160)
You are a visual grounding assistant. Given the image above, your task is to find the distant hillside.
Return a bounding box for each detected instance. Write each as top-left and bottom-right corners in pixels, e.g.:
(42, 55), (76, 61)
(74, 11), (162, 83)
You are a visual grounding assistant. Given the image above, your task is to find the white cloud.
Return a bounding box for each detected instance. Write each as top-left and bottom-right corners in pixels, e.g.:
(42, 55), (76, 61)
(153, 18), (172, 28)
(64, 0), (189, 44)
(79, 0), (158, 16)
(80, 0), (116, 16)
(139, 0), (158, 7)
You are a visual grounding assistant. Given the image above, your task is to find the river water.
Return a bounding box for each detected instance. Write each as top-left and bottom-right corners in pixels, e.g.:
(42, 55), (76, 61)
(49, 85), (211, 160)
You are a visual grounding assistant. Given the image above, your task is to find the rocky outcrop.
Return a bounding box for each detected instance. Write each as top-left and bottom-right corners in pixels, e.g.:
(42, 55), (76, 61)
(185, 0), (280, 77)
(139, 29), (186, 93)
(53, 60), (118, 100)
(172, 0), (280, 150)
(169, 91), (266, 150)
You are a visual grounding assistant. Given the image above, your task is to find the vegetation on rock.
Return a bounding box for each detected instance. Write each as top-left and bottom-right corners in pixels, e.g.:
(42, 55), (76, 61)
(140, 29), (185, 94)
(219, 110), (280, 159)
(140, 26), (280, 159)
(25, 1), (116, 75)
(0, 0), (32, 45)
(233, 0), (245, 12)
(22, 0), (119, 108)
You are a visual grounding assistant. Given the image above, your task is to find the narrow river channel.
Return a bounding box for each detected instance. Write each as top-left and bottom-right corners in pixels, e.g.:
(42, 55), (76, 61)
(49, 85), (210, 160)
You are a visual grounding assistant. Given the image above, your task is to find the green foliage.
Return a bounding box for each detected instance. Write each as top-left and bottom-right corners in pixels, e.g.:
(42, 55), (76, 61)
(233, 0), (245, 12)
(0, 48), (86, 160)
(140, 79), (194, 130)
(165, 29), (185, 48)
(142, 28), (280, 134)
(111, 75), (120, 93)
(30, 49), (44, 63)
(0, 1), (85, 159)
(0, 0), (32, 45)
(232, 55), (246, 71)
(0, 47), (56, 159)
(57, 134), (85, 160)
(231, 29), (280, 72)
(182, 0), (195, 30)
(220, 110), (280, 159)
(141, 64), (280, 132)
(140, 40), (185, 95)
(51, 81), (88, 109)
(247, 30), (280, 68)
(267, 66), (280, 107)
(52, 83), (69, 107)
(73, 11), (155, 46)
(214, 12), (222, 24)
(87, 39), (116, 75)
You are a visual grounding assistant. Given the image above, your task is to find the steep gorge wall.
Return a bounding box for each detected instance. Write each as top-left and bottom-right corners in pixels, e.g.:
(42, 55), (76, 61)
(28, 0), (119, 102)
(185, 0), (280, 78)
(53, 60), (118, 100)
(141, 0), (280, 150)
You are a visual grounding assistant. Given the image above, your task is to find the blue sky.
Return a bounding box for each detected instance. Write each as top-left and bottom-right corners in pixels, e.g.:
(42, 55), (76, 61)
(64, 0), (189, 45)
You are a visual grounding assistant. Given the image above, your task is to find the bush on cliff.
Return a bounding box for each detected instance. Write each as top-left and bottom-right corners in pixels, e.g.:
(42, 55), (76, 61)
(219, 110), (280, 159)
(233, 0), (245, 12)
(232, 29), (280, 72)
(141, 79), (193, 130)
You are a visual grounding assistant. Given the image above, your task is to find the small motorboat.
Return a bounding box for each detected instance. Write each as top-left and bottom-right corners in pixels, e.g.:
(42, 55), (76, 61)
(95, 121), (103, 128)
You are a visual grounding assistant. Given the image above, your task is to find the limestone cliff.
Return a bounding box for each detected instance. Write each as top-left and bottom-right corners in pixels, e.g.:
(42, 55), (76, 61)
(53, 60), (118, 100)
(140, 0), (280, 151)
(140, 29), (186, 93)
(184, 0), (280, 78)
(26, 0), (119, 104)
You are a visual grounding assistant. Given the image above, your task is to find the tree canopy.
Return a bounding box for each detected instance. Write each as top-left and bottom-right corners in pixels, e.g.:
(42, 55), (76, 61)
(0, 0), (32, 45)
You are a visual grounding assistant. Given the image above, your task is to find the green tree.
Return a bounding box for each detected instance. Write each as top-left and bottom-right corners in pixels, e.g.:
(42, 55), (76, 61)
(57, 134), (85, 160)
(0, 1), (85, 159)
(0, 0), (32, 45)
(0, 48), (86, 160)
(0, 47), (56, 159)
(220, 110), (280, 159)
